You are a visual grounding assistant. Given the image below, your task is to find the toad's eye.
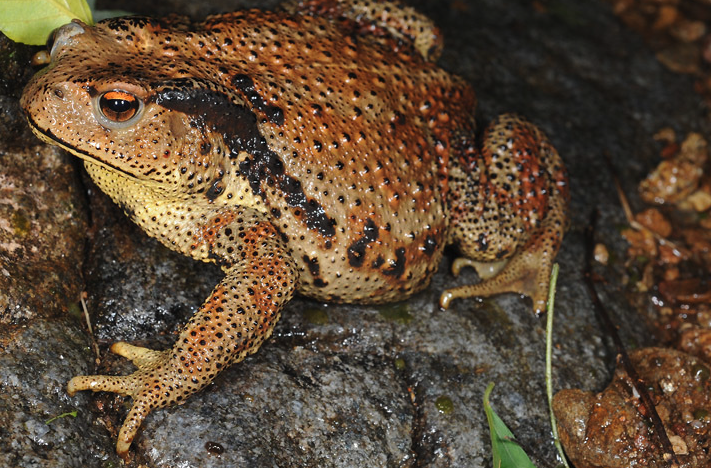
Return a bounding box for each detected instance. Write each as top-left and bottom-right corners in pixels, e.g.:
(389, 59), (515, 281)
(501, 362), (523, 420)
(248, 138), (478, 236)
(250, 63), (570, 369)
(94, 90), (144, 128)
(100, 91), (141, 122)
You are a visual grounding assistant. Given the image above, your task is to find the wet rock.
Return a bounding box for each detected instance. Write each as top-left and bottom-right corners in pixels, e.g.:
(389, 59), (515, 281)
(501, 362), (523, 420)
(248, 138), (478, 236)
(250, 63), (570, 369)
(0, 34), (120, 468)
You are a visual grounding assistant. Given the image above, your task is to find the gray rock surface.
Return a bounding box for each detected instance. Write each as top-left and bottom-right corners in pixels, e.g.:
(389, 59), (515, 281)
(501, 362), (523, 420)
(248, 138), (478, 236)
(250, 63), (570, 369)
(1, 0), (707, 467)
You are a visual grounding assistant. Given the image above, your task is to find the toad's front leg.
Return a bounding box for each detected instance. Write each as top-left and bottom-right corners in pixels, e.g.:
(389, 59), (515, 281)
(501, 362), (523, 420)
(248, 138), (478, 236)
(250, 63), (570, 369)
(68, 212), (298, 458)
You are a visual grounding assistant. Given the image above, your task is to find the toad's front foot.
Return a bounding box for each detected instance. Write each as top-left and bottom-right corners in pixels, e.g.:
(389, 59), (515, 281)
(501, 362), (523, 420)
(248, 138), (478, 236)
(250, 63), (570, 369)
(68, 342), (184, 458)
(67, 215), (298, 458)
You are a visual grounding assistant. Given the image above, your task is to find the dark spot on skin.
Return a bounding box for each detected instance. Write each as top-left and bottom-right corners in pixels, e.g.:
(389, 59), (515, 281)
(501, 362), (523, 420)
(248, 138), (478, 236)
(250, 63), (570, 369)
(205, 178), (224, 201)
(154, 79), (335, 237)
(303, 255), (320, 277)
(105, 16), (160, 32)
(347, 218), (378, 268)
(371, 255), (385, 268)
(383, 248), (406, 278)
(476, 233), (488, 252)
(393, 110), (406, 126)
(207, 248), (231, 267)
(279, 231), (289, 245)
(276, 173), (336, 237)
(423, 235), (437, 256)
(85, 85), (99, 98)
(231, 73), (284, 125)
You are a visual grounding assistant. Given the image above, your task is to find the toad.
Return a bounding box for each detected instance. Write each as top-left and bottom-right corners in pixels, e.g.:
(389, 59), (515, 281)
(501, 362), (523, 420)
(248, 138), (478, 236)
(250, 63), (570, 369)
(21, 0), (569, 457)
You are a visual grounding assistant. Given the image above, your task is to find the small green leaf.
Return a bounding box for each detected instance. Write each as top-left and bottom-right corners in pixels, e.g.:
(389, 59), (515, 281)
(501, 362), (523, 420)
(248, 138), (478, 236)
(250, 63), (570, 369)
(483, 383), (538, 468)
(0, 0), (93, 45)
(45, 410), (78, 424)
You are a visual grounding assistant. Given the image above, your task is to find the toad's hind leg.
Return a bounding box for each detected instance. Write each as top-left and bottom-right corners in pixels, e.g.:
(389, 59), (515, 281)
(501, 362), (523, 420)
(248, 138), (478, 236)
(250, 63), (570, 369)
(441, 114), (569, 315)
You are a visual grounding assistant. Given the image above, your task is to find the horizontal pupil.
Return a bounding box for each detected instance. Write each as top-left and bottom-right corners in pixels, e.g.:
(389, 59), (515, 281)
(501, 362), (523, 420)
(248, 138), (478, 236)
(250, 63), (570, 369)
(108, 99), (132, 112)
(109, 99), (131, 112)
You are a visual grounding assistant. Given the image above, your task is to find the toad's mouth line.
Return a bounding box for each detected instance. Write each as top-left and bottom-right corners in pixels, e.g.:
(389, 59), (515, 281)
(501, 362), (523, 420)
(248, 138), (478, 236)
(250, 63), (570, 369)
(26, 116), (141, 182)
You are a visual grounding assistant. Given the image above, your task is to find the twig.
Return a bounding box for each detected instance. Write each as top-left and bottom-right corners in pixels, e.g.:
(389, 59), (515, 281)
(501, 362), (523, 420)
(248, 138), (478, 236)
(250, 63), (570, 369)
(545, 263), (570, 468)
(585, 210), (680, 468)
(80, 292), (101, 362)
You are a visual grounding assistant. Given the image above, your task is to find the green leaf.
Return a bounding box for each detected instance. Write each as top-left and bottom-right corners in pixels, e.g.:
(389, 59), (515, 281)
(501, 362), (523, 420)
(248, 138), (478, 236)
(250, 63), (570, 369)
(94, 9), (133, 21)
(483, 383), (538, 468)
(0, 0), (93, 45)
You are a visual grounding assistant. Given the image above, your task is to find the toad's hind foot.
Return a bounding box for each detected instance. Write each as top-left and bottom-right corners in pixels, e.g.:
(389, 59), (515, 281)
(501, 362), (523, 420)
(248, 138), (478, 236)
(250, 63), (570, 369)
(439, 241), (553, 315)
(67, 343), (178, 459)
(440, 192), (567, 315)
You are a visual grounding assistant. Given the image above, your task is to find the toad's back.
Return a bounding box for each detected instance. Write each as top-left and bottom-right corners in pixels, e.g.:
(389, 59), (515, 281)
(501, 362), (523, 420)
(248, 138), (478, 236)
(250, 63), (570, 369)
(93, 9), (477, 302)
